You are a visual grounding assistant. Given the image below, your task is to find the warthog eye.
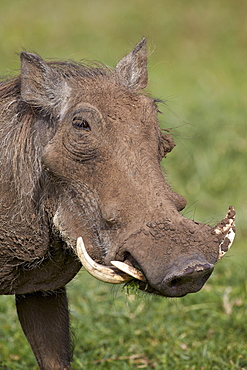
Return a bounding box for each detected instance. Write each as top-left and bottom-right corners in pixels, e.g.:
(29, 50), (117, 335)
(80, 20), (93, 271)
(72, 117), (91, 131)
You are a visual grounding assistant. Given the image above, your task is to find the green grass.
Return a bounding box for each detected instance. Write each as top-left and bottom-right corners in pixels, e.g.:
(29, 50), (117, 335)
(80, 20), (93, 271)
(0, 0), (246, 369)
(1, 241), (246, 369)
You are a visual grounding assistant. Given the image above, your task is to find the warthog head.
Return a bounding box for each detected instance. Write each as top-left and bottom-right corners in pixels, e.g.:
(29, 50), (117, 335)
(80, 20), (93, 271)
(17, 39), (235, 297)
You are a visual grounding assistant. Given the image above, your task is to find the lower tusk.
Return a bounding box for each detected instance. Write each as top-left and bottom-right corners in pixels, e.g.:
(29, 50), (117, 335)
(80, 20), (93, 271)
(111, 261), (146, 282)
(76, 237), (132, 284)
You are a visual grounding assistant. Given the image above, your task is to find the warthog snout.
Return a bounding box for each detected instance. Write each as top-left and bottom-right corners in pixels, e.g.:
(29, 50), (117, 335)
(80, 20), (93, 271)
(77, 206), (235, 297)
(158, 258), (214, 297)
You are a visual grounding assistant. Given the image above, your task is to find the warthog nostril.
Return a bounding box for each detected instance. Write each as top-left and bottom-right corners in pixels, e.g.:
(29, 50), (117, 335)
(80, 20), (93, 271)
(159, 262), (214, 297)
(169, 277), (184, 288)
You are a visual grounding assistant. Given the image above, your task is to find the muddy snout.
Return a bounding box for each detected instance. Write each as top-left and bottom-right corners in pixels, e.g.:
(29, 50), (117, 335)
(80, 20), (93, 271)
(157, 257), (214, 297)
(76, 207), (235, 297)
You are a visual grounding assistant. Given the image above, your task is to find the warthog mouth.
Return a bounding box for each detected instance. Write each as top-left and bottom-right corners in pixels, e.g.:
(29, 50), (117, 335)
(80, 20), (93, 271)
(76, 206), (236, 296)
(76, 237), (146, 283)
(77, 237), (157, 294)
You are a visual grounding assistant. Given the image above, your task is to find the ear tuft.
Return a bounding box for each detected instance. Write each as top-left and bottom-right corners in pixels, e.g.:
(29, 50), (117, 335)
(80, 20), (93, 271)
(20, 51), (66, 112)
(115, 38), (148, 92)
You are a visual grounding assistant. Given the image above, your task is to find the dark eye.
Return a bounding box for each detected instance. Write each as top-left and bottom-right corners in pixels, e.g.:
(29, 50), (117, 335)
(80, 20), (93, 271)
(72, 117), (91, 131)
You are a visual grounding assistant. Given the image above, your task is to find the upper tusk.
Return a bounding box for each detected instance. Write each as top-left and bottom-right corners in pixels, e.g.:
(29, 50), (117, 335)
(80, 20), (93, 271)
(218, 227), (235, 260)
(110, 260), (146, 281)
(213, 206), (236, 261)
(76, 237), (132, 284)
(213, 206), (236, 236)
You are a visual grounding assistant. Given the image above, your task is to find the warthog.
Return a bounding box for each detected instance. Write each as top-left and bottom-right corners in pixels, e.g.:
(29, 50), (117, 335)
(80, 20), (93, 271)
(0, 39), (235, 369)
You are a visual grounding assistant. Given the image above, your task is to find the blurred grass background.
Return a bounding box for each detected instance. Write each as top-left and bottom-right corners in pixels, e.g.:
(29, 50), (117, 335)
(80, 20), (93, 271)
(0, 0), (246, 369)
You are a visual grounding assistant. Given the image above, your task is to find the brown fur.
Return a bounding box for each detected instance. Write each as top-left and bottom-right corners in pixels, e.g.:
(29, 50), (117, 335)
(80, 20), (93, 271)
(0, 40), (221, 368)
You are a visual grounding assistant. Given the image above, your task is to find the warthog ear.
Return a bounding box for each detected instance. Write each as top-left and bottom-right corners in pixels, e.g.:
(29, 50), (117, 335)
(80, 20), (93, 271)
(115, 38), (148, 92)
(20, 51), (68, 114)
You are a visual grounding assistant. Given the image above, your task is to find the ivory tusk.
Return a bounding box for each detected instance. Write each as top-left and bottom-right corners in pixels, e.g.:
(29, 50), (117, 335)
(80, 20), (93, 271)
(110, 260), (146, 281)
(214, 206), (236, 236)
(213, 206), (236, 261)
(218, 226), (236, 260)
(76, 237), (132, 284)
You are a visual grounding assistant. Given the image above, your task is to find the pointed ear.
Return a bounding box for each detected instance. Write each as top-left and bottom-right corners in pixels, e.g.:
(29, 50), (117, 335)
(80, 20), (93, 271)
(20, 51), (67, 112)
(115, 38), (148, 92)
